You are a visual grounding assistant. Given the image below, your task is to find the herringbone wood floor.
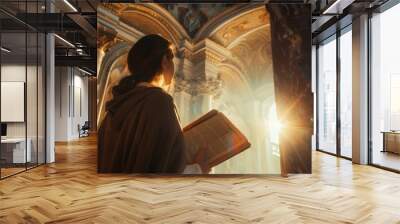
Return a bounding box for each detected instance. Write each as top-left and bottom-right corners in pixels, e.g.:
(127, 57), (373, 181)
(1, 135), (400, 224)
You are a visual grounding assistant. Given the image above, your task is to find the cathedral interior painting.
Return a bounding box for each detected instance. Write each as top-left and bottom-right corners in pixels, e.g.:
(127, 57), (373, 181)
(97, 3), (312, 174)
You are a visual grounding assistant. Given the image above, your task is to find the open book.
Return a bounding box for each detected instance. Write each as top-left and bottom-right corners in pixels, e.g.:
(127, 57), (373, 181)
(183, 110), (251, 169)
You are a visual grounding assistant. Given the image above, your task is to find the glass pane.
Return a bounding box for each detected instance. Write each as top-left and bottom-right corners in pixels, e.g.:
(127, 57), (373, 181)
(371, 3), (400, 171)
(27, 31), (38, 169)
(340, 29), (352, 158)
(1, 31), (27, 177)
(0, 0), (46, 178)
(318, 37), (337, 154)
(26, 0), (41, 168)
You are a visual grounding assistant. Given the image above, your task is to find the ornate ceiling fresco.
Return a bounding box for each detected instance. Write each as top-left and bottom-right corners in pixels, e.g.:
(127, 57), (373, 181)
(210, 7), (269, 48)
(98, 3), (272, 100)
(229, 27), (273, 91)
(99, 3), (185, 45)
(161, 4), (234, 37)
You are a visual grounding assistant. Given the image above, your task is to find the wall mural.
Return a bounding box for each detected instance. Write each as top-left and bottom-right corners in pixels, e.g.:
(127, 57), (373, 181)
(97, 3), (312, 175)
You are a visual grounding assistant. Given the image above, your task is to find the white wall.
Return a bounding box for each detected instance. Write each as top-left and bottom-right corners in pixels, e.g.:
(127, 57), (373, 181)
(54, 67), (89, 141)
(1, 65), (35, 137)
(73, 73), (89, 137)
(55, 66), (69, 141)
(1, 65), (27, 141)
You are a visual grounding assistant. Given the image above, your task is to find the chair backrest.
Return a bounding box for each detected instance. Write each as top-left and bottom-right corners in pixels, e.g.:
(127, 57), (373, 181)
(82, 121), (90, 129)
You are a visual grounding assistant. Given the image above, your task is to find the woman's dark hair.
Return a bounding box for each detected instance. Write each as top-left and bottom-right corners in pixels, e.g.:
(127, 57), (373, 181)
(112, 34), (173, 97)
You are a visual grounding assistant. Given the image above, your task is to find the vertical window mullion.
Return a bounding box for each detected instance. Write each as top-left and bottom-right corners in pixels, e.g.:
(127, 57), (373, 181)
(337, 29), (341, 157)
(25, 0), (28, 171)
(36, 0), (39, 167)
(367, 11), (373, 165)
(316, 44), (320, 151)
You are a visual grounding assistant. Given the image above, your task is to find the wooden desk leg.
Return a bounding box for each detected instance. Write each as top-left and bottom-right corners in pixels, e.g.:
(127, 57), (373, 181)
(382, 133), (386, 153)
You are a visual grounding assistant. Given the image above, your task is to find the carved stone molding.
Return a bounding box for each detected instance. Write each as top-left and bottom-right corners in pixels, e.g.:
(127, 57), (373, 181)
(174, 76), (223, 97)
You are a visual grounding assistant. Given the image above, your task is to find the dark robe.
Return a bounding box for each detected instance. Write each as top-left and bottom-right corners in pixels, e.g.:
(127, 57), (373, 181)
(97, 85), (186, 173)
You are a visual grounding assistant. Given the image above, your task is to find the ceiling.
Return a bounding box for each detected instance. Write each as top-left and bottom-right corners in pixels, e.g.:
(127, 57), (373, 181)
(0, 0), (99, 75)
(0, 0), (395, 75)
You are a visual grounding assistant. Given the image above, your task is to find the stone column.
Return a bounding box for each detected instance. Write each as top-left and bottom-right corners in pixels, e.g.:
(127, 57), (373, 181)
(175, 76), (222, 121)
(174, 39), (227, 122)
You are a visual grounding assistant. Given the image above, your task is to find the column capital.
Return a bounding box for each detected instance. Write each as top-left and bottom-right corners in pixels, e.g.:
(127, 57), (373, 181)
(174, 76), (223, 97)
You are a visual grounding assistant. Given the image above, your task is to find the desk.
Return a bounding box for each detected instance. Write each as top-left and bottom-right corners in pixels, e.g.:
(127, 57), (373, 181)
(1, 138), (31, 164)
(382, 131), (400, 154)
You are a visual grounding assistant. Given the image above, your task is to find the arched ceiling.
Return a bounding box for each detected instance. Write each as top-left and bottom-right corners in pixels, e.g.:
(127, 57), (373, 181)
(100, 3), (270, 49)
(100, 3), (189, 46)
(98, 3), (273, 91)
(229, 26), (273, 91)
(209, 6), (270, 48)
(119, 12), (171, 41)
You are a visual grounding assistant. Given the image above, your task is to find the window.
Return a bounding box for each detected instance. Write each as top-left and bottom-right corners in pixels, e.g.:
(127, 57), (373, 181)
(390, 74), (400, 130)
(317, 36), (337, 154)
(370, 3), (400, 171)
(268, 103), (280, 157)
(340, 28), (352, 158)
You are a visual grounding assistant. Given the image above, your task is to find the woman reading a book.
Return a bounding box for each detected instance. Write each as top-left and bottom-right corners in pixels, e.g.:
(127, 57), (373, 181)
(98, 34), (208, 174)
